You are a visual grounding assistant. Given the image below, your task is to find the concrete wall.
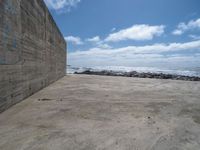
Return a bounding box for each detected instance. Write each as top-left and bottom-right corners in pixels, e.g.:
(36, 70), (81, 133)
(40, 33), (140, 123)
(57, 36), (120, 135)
(0, 0), (66, 112)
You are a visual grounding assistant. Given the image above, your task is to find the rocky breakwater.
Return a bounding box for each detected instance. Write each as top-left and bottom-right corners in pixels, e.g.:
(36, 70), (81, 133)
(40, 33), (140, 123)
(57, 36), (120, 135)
(75, 70), (200, 81)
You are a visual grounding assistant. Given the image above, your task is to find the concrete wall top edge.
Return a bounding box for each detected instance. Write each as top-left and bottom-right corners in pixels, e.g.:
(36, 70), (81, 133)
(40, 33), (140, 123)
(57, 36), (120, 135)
(41, 0), (66, 49)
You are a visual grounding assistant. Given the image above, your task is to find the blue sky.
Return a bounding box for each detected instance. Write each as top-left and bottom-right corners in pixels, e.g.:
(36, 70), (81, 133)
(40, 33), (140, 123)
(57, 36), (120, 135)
(44, 0), (200, 69)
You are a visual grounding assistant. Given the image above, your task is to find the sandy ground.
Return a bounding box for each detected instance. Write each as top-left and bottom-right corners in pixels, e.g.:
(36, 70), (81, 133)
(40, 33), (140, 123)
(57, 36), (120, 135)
(0, 75), (200, 150)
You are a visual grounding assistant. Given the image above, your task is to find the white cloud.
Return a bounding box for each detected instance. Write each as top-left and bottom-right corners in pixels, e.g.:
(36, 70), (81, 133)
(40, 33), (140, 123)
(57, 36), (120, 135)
(70, 40), (200, 55)
(97, 43), (112, 49)
(85, 36), (112, 49)
(86, 36), (101, 42)
(172, 29), (183, 35)
(189, 35), (200, 40)
(105, 24), (165, 42)
(44, 0), (81, 12)
(68, 40), (200, 67)
(65, 36), (83, 45)
(111, 28), (116, 32)
(172, 18), (200, 35)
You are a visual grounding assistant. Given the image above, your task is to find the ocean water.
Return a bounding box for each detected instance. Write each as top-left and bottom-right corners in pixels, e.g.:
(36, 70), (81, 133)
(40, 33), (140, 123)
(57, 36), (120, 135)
(67, 66), (200, 77)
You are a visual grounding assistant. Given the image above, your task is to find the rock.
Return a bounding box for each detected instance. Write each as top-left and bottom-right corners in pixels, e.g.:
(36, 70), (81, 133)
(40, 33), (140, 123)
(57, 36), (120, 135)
(75, 70), (200, 81)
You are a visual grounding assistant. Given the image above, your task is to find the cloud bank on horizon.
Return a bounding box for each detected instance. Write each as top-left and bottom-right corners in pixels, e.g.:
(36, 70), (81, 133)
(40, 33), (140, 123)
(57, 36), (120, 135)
(45, 0), (200, 69)
(69, 40), (200, 68)
(67, 18), (200, 69)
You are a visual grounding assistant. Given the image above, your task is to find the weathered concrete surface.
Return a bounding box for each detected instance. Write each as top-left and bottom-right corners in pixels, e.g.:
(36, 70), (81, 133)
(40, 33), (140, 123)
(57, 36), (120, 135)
(0, 75), (200, 150)
(0, 0), (66, 112)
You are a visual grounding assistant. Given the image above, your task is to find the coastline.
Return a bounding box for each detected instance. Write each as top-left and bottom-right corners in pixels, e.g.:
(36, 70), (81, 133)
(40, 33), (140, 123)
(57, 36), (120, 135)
(75, 70), (200, 81)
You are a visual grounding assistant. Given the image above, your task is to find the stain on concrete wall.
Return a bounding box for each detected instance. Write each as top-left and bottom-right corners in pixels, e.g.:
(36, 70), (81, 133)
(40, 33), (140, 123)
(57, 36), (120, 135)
(0, 0), (66, 112)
